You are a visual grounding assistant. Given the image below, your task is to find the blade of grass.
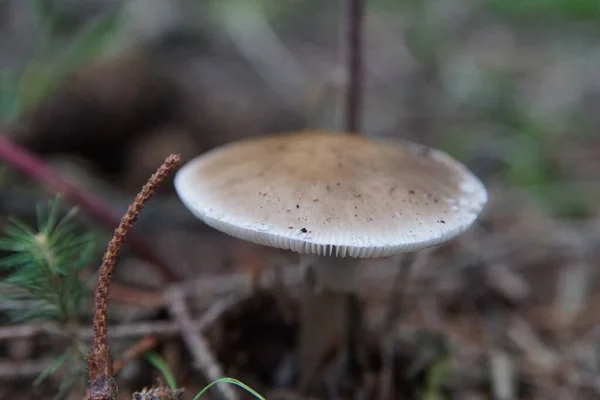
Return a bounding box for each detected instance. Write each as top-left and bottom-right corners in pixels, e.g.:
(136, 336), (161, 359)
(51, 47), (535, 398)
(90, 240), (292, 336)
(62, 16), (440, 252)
(192, 378), (266, 400)
(145, 352), (178, 391)
(17, 0), (60, 112)
(17, 4), (124, 112)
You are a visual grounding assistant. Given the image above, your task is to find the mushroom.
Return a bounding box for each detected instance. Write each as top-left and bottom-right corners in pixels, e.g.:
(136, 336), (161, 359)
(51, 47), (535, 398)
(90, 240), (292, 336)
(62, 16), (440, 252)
(173, 130), (487, 386)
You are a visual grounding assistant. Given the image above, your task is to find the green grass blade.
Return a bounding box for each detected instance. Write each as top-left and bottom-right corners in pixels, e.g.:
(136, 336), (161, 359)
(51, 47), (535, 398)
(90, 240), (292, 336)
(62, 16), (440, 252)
(17, 6), (124, 113)
(144, 352), (178, 390)
(423, 357), (449, 400)
(18, 0), (59, 111)
(59, 9), (123, 64)
(192, 378), (266, 400)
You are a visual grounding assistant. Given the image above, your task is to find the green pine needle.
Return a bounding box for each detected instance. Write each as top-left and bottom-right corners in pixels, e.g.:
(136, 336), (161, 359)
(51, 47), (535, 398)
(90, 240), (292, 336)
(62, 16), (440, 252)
(0, 197), (99, 395)
(0, 198), (97, 323)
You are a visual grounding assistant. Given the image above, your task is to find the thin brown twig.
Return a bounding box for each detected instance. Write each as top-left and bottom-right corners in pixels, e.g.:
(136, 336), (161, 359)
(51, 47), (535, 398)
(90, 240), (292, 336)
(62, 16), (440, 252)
(0, 273), (250, 343)
(0, 133), (180, 282)
(165, 288), (239, 400)
(0, 322), (62, 340)
(0, 258), (576, 342)
(88, 154), (180, 400)
(0, 358), (55, 379)
(80, 268), (166, 308)
(0, 315), (230, 342)
(112, 336), (159, 375)
(108, 281), (166, 308)
(344, 0), (364, 134)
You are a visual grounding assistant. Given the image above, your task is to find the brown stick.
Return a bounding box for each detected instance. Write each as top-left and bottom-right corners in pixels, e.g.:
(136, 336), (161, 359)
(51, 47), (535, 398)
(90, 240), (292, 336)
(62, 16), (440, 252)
(109, 282), (166, 308)
(344, 0), (365, 134)
(0, 134), (180, 282)
(165, 288), (239, 400)
(0, 315), (229, 342)
(112, 336), (159, 375)
(0, 358), (55, 379)
(88, 154), (180, 400)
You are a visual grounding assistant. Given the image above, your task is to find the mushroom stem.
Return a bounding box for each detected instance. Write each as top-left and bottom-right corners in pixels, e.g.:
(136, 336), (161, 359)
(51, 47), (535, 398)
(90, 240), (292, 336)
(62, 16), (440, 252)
(298, 255), (361, 389)
(304, 254), (360, 293)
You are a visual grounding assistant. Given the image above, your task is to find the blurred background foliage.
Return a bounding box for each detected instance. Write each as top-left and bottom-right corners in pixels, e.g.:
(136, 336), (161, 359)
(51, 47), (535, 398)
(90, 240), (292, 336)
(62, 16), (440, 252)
(0, 0), (598, 214)
(0, 0), (124, 122)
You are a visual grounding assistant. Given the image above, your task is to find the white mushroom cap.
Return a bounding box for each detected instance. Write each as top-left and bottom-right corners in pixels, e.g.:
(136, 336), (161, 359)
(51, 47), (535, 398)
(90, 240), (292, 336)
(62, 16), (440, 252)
(174, 131), (487, 258)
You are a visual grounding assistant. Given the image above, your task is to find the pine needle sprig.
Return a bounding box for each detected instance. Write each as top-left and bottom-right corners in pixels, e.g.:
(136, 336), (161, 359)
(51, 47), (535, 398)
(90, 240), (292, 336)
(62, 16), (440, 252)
(0, 196), (100, 397)
(0, 197), (98, 323)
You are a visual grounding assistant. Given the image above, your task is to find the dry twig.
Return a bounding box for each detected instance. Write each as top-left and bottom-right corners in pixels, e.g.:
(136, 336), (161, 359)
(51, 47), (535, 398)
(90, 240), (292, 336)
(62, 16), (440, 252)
(165, 288), (239, 400)
(0, 306), (244, 342)
(0, 358), (55, 379)
(113, 336), (159, 375)
(88, 154), (181, 400)
(0, 273), (249, 343)
(344, 0), (364, 133)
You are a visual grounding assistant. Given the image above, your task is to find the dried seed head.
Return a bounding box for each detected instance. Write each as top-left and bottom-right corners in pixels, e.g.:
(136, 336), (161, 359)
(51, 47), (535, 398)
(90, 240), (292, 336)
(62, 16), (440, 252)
(133, 386), (185, 400)
(88, 155), (181, 399)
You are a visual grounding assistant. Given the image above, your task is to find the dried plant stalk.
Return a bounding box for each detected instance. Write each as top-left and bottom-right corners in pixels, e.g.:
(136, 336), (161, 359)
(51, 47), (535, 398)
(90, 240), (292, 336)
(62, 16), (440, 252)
(344, 0), (364, 134)
(88, 154), (181, 400)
